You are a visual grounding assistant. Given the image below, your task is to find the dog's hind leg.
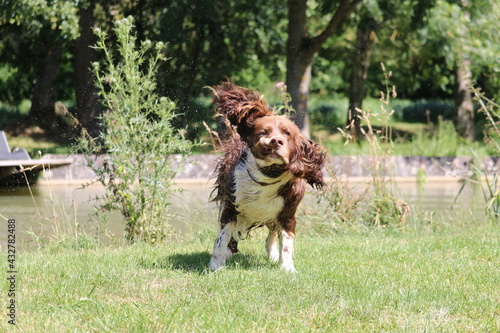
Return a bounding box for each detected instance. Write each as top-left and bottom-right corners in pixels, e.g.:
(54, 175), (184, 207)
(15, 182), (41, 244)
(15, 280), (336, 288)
(228, 237), (239, 254)
(209, 223), (235, 271)
(266, 225), (280, 262)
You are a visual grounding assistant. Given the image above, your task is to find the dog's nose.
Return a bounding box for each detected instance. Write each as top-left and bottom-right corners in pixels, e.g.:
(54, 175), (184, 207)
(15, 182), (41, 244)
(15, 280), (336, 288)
(270, 137), (284, 147)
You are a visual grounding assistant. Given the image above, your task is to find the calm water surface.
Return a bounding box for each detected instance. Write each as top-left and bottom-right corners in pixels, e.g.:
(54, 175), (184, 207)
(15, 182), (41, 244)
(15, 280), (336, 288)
(0, 180), (486, 250)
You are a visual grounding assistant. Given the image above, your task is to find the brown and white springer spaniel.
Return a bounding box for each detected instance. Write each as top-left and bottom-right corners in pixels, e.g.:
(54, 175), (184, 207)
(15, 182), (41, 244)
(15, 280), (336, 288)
(208, 82), (326, 272)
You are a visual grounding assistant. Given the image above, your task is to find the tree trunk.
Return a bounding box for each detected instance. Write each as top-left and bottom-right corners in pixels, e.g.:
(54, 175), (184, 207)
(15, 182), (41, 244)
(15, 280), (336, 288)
(453, 59), (474, 140)
(347, 17), (374, 143)
(286, 0), (363, 138)
(286, 0), (313, 138)
(286, 55), (314, 139)
(73, 4), (102, 138)
(28, 43), (62, 133)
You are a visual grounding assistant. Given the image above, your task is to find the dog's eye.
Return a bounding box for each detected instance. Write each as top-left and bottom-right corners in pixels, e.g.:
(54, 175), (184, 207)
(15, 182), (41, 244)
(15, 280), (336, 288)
(281, 127), (290, 136)
(258, 130), (267, 136)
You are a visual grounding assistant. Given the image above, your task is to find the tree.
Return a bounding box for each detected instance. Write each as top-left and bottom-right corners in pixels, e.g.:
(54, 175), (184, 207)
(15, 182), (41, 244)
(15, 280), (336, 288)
(156, 0), (287, 130)
(345, 0), (439, 142)
(2, 0), (288, 139)
(286, 0), (363, 138)
(0, 0), (79, 134)
(422, 0), (500, 140)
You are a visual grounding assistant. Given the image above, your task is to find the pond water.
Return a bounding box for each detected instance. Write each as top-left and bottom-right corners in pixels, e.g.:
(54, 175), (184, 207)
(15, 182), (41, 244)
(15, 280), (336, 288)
(0, 180), (486, 250)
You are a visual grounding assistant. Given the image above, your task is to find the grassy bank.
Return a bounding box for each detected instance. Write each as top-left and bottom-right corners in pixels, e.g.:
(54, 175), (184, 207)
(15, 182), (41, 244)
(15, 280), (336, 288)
(2, 224), (499, 332)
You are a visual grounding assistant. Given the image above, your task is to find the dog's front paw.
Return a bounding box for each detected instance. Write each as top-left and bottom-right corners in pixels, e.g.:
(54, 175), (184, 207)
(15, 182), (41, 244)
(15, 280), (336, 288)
(209, 255), (227, 272)
(280, 261), (297, 273)
(209, 259), (222, 271)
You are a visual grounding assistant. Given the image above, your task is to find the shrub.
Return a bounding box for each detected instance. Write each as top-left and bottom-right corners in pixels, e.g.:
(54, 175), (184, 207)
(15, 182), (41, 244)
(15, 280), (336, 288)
(401, 100), (454, 123)
(309, 103), (342, 130)
(79, 17), (192, 243)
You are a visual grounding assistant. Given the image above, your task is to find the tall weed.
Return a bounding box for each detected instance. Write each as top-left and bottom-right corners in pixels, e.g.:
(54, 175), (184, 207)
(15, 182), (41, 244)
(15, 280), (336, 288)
(79, 17), (192, 243)
(17, 160), (98, 250)
(320, 64), (410, 229)
(411, 118), (460, 156)
(458, 86), (500, 221)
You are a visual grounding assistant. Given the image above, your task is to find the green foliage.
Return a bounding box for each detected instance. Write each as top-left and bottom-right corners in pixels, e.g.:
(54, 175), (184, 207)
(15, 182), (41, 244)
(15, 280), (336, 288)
(423, 0), (500, 69)
(0, 64), (31, 104)
(466, 163), (500, 220)
(0, 0), (80, 40)
(81, 17), (192, 244)
(309, 103), (343, 130)
(421, 0), (500, 87)
(309, 96), (417, 131)
(0, 100), (26, 124)
(0, 0), (499, 142)
(157, 0), (287, 111)
(400, 119), (493, 157)
(0, 0), (80, 105)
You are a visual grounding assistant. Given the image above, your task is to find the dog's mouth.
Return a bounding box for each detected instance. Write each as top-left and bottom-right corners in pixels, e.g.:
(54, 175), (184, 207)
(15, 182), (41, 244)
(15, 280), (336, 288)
(254, 145), (289, 164)
(261, 146), (276, 155)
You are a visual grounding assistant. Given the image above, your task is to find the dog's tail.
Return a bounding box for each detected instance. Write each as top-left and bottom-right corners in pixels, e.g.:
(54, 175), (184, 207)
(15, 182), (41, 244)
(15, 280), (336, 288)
(211, 81), (273, 140)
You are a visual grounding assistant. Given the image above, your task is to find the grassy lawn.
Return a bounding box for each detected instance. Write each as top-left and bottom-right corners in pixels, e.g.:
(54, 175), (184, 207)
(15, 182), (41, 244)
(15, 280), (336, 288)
(3, 225), (499, 332)
(6, 136), (73, 156)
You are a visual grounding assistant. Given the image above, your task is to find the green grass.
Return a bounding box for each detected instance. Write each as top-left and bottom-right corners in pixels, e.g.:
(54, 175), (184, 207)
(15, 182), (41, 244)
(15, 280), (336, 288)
(3, 225), (499, 332)
(6, 136), (74, 156)
(314, 119), (497, 157)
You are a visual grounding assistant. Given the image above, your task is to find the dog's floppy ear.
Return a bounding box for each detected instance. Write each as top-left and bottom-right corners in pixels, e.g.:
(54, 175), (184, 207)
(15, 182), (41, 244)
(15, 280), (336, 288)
(288, 136), (326, 189)
(211, 81), (273, 141)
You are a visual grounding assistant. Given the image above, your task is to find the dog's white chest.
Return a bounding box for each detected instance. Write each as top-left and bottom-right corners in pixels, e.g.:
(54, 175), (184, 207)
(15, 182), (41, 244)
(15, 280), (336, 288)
(233, 153), (291, 228)
(234, 177), (284, 224)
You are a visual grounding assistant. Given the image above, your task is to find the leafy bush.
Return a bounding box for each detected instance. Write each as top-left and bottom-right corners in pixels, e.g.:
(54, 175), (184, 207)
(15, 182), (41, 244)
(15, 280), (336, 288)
(401, 100), (454, 123)
(309, 103), (342, 129)
(0, 99), (31, 124)
(80, 17), (192, 243)
(308, 97), (427, 131)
